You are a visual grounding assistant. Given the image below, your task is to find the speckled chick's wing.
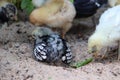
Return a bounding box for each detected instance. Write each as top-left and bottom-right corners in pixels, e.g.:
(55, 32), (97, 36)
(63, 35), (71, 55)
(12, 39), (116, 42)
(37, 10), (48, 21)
(33, 34), (72, 64)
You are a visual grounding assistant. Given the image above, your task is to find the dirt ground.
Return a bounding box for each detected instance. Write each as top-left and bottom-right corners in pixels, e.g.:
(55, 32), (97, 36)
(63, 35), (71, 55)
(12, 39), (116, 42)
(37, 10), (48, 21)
(0, 7), (120, 80)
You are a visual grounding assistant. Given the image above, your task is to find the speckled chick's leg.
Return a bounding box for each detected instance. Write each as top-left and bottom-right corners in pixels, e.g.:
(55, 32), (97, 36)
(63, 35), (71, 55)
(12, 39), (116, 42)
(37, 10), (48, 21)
(118, 41), (120, 61)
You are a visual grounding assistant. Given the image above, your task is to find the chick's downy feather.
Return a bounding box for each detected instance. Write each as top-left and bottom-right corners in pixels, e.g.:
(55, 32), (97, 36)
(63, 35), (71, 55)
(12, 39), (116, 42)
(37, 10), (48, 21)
(30, 0), (76, 37)
(88, 5), (120, 56)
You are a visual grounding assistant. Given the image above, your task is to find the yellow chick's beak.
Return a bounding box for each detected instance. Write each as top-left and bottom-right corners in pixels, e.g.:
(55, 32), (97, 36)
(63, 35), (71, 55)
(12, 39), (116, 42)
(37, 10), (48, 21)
(88, 47), (96, 54)
(88, 50), (98, 58)
(87, 50), (92, 54)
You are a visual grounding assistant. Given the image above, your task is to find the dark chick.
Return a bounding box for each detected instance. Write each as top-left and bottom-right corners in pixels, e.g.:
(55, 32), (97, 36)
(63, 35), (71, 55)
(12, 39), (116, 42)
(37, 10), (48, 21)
(32, 27), (73, 64)
(74, 0), (108, 18)
(0, 1), (17, 23)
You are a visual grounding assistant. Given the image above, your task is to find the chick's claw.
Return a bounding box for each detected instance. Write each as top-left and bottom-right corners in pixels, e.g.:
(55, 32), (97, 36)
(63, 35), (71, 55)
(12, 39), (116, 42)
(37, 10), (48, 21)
(93, 53), (99, 58)
(101, 55), (107, 59)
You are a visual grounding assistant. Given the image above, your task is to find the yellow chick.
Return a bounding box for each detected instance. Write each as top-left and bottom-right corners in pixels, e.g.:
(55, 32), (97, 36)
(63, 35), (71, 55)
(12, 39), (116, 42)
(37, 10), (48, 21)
(108, 0), (120, 7)
(29, 0), (76, 38)
(88, 5), (120, 60)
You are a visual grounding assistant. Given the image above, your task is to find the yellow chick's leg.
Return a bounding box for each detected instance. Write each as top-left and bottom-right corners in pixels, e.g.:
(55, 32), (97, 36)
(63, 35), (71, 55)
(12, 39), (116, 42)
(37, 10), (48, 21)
(118, 41), (120, 61)
(101, 48), (109, 59)
(62, 22), (72, 38)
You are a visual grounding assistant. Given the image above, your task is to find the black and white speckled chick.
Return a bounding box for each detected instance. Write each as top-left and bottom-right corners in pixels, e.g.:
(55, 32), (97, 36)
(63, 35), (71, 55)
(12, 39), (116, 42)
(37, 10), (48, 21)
(32, 27), (72, 64)
(0, 1), (17, 23)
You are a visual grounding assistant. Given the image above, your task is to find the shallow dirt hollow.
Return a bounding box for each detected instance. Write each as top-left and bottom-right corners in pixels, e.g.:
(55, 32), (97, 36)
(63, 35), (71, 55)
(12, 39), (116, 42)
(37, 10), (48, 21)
(0, 7), (120, 80)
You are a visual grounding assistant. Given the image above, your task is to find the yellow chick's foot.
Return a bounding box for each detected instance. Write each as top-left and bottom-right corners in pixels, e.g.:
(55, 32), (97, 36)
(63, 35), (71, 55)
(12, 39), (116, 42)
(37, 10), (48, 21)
(93, 53), (98, 59)
(118, 41), (120, 61)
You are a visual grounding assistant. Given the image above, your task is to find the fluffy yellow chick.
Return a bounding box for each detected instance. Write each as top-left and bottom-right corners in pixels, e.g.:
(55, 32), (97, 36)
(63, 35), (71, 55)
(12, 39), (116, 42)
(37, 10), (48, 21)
(108, 0), (120, 7)
(29, 0), (76, 38)
(88, 5), (120, 60)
